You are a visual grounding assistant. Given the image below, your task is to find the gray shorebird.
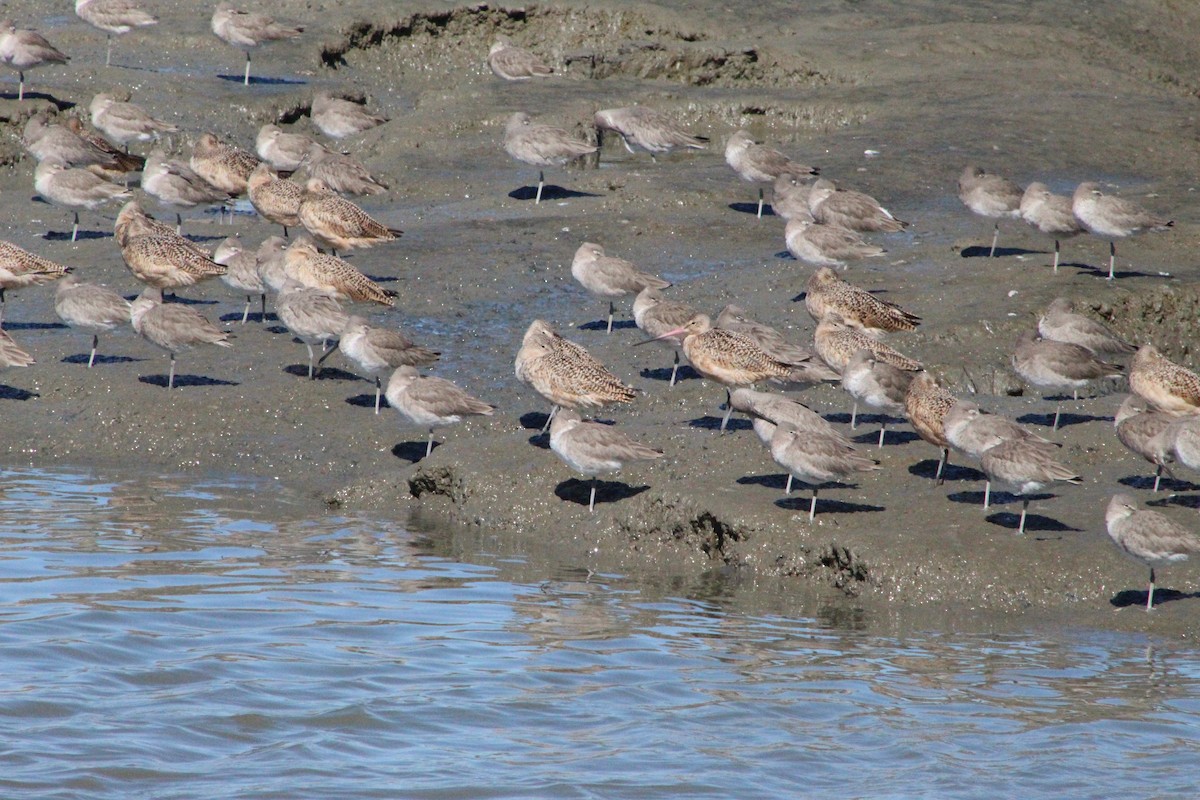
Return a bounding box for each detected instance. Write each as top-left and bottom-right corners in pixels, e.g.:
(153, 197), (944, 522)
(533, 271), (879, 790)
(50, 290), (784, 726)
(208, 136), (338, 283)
(1072, 182), (1173, 280)
(772, 173), (814, 222)
(905, 372), (958, 484)
(213, 236), (266, 323)
(54, 274), (131, 367)
(34, 160), (131, 241)
(570, 242), (670, 333)
(339, 316), (439, 413)
(804, 267), (920, 334)
(311, 91), (386, 139)
(593, 107), (707, 160)
(487, 40), (552, 80)
(303, 142), (388, 196)
(1019, 182), (1083, 273)
(24, 113), (122, 170)
(943, 401), (1056, 503)
(385, 366), (495, 458)
(1037, 297), (1134, 356)
(1106, 494), (1200, 611)
(632, 287), (697, 387)
(724, 129), (818, 218)
(785, 218), (885, 267)
(808, 178), (907, 233)
(0, 20), (68, 101)
(90, 93), (178, 150)
(768, 423), (878, 521)
(130, 286), (231, 388)
(1128, 344), (1200, 415)
(1012, 329), (1124, 429)
(142, 147), (230, 232)
(1114, 394), (1176, 492)
(75, 0), (157, 67)
(516, 319), (635, 429)
(549, 410), (663, 513)
(978, 434), (1080, 534)
(0, 240), (71, 322)
(62, 117), (144, 178)
(715, 304), (831, 374)
(958, 165), (1023, 258)
(731, 388), (850, 448)
(841, 348), (913, 447)
(275, 281), (348, 379)
(503, 112), (597, 204)
(211, 3), (303, 85)
(255, 123), (315, 173)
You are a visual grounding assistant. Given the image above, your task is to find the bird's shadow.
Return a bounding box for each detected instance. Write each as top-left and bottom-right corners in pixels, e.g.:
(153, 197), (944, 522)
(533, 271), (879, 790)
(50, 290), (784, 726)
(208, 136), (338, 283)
(640, 365), (698, 383)
(4, 321), (67, 331)
(392, 440), (436, 463)
(984, 510), (1078, 534)
(62, 353), (142, 366)
(138, 374), (239, 388)
(1147, 493), (1200, 511)
(907, 459), (985, 483)
(1075, 263), (1164, 281)
(688, 415), (752, 432)
(852, 428), (920, 447)
(508, 185), (601, 202)
(736, 473), (789, 491)
(578, 319), (637, 332)
(2, 91), (72, 109)
(283, 364), (359, 381)
(728, 202), (775, 217)
(775, 493), (885, 515)
(946, 489), (1055, 507)
(1119, 475), (1200, 493)
(159, 294), (218, 307)
(1015, 410), (1111, 429)
(219, 311), (270, 324)
(519, 411), (552, 431)
(217, 74), (307, 86)
(345, 393), (384, 410)
(555, 478), (649, 508)
(265, 324), (290, 335)
(959, 245), (1041, 258)
(43, 230), (109, 242)
(1110, 587), (1200, 609)
(0, 384), (38, 400)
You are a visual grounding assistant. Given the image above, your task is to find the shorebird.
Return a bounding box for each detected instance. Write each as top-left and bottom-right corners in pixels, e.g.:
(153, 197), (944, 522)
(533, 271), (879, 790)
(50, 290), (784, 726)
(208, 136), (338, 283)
(213, 236), (266, 323)
(593, 107), (707, 160)
(54, 274), (132, 367)
(303, 142), (388, 196)
(121, 229), (225, 290)
(130, 286), (231, 388)
(503, 112), (597, 204)
(632, 287), (698, 387)
(339, 316), (439, 413)
(311, 91), (386, 139)
(487, 40), (553, 80)
(34, 160), (131, 241)
(841, 348), (913, 447)
(24, 114), (122, 170)
(1151, 415), (1200, 483)
(275, 281), (349, 379)
(1012, 329), (1124, 429)
(905, 371), (958, 484)
(549, 410), (663, 512)
(1128, 344), (1200, 415)
(958, 165), (1023, 258)
(142, 147), (231, 232)
(211, 3), (303, 85)
(62, 117), (144, 179)
(515, 319), (635, 429)
(943, 401), (1056, 502)
(724, 129), (818, 218)
(784, 218), (885, 267)
(114, 199), (204, 250)
(90, 92), (178, 150)
(254, 235), (289, 294)
(772, 173), (814, 222)
(715, 304), (834, 377)
(978, 435), (1080, 534)
(385, 366), (495, 458)
(190, 132), (260, 197)
(1106, 494), (1200, 611)
(1072, 182), (1173, 280)
(813, 313), (923, 373)
(807, 178), (907, 233)
(0, 21), (68, 101)
(0, 328), (34, 370)
(730, 388), (850, 448)
(282, 237), (395, 306)
(571, 242), (670, 333)
(1037, 297), (1134, 356)
(804, 267), (920, 334)
(0, 241), (70, 322)
(1114, 394), (1176, 491)
(255, 123), (315, 173)
(768, 424), (878, 521)
(297, 178), (401, 254)
(75, 0), (157, 67)
(1019, 183), (1083, 273)
(247, 162), (302, 236)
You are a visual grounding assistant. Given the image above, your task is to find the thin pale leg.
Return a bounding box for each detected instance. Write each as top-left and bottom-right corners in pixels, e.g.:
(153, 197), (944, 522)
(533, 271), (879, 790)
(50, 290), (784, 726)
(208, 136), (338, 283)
(1052, 402), (1062, 431)
(1107, 241), (1116, 281)
(374, 377), (383, 414)
(808, 488), (818, 522)
(71, 211), (80, 242)
(1017, 498), (1030, 534)
(88, 333), (99, 368)
(540, 405), (559, 433)
(988, 222), (1000, 258)
(756, 187), (764, 219)
(935, 447), (949, 485)
(1052, 239), (1060, 273)
(167, 352), (177, 389)
(18, 71), (25, 101)
(983, 480), (991, 509)
(535, 170), (545, 204)
(105, 34), (113, 67)
(241, 296), (251, 324)
(305, 342), (316, 378)
(588, 477), (597, 513)
(719, 388), (733, 432)
(669, 351), (680, 387)
(425, 430), (435, 458)
(259, 293), (267, 322)
(877, 422), (886, 449)
(850, 401), (858, 429)
(1147, 568), (1156, 611)
(1153, 464), (1163, 492)
(606, 300), (615, 334)
(243, 52), (251, 86)
(315, 340), (336, 379)
(785, 474), (793, 495)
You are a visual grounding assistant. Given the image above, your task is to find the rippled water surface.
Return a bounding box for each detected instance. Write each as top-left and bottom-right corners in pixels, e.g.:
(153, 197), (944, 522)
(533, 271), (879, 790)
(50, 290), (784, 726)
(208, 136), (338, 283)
(2, 468), (1199, 799)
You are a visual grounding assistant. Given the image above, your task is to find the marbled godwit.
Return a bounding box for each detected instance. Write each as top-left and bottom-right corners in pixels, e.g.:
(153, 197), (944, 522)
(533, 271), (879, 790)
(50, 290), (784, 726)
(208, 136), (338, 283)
(385, 365), (495, 458)
(247, 162), (302, 236)
(75, 0), (156, 67)
(808, 178), (907, 233)
(120, 229), (225, 290)
(768, 423), (878, 521)
(142, 147), (231, 232)
(905, 371), (958, 483)
(114, 199), (202, 250)
(1038, 297), (1134, 356)
(1129, 344), (1200, 415)
(275, 281), (348, 379)
(978, 435), (1080, 534)
(571, 242), (670, 333)
(311, 92), (386, 140)
(784, 218), (885, 267)
(487, 40), (553, 80)
(0, 21), (68, 101)
(593, 107), (707, 160)
(283, 237), (395, 306)
(503, 112), (597, 204)
(211, 3), (303, 85)
(1072, 182), (1173, 280)
(0, 241), (70, 322)
(804, 267), (920, 334)
(814, 313), (922, 373)
(1019, 182), (1083, 273)
(841, 348), (913, 447)
(772, 173), (814, 222)
(516, 319), (635, 429)
(34, 160), (131, 241)
(90, 92), (178, 149)
(1106, 493), (1200, 610)
(255, 123), (314, 173)
(297, 178), (401, 255)
(0, 328), (34, 370)
(303, 142), (388, 196)
(632, 286), (697, 387)
(715, 304), (833, 377)
(549, 410), (663, 512)
(639, 313), (810, 432)
(213, 235), (266, 323)
(130, 286), (231, 388)
(24, 114), (121, 170)
(1114, 394), (1176, 491)
(190, 132), (260, 197)
(958, 165), (1023, 258)
(730, 388), (849, 447)
(54, 274), (131, 367)
(62, 117), (144, 177)
(724, 129), (818, 218)
(1012, 329), (1123, 429)
(339, 315), (439, 413)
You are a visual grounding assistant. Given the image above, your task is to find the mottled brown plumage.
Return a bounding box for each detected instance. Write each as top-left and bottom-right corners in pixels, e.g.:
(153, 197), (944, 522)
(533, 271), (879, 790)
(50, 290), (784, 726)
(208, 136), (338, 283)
(814, 314), (922, 373)
(0, 240), (71, 315)
(1129, 344), (1200, 415)
(247, 162), (303, 234)
(487, 40), (553, 80)
(905, 371), (958, 483)
(282, 238), (394, 307)
(804, 267), (920, 334)
(516, 319), (635, 422)
(121, 232), (226, 290)
(298, 178), (400, 253)
(190, 132), (260, 195)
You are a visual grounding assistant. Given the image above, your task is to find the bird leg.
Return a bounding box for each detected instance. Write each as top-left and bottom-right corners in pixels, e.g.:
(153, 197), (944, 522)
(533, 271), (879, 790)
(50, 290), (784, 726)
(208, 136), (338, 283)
(983, 480), (991, 510)
(315, 340), (337, 379)
(1107, 241), (1116, 281)
(426, 430), (435, 458)
(808, 488), (818, 522)
(935, 447), (949, 485)
(850, 401), (859, 429)
(259, 292), (267, 323)
(589, 477), (597, 513)
(88, 334), (99, 368)
(1017, 498), (1029, 535)
(756, 187), (765, 219)
(540, 405), (559, 434)
(785, 474), (793, 495)
(1153, 464), (1163, 492)
(669, 351), (680, 387)
(1052, 239), (1061, 273)
(877, 422), (887, 449)
(719, 388), (733, 432)
(1147, 568), (1156, 611)
(535, 170), (545, 205)
(243, 51), (252, 86)
(1052, 402), (1062, 431)
(71, 211), (80, 243)
(606, 300), (615, 334)
(304, 343), (316, 378)
(167, 352), (177, 390)
(105, 34), (113, 68)
(374, 376), (383, 414)
(18, 71), (25, 101)
(241, 295), (252, 324)
(988, 222), (1000, 258)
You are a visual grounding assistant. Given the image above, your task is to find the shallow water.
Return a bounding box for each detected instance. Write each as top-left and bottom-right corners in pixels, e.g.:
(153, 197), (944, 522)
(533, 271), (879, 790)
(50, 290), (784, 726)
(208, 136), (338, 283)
(1, 467), (1197, 798)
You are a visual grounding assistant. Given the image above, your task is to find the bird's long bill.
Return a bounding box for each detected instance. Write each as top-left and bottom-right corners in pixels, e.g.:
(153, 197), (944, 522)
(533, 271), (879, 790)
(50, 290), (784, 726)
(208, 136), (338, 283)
(632, 327), (688, 347)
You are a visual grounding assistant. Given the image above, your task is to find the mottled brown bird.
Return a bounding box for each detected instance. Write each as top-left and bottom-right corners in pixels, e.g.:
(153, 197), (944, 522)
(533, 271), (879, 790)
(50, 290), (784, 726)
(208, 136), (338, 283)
(804, 267), (920, 334)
